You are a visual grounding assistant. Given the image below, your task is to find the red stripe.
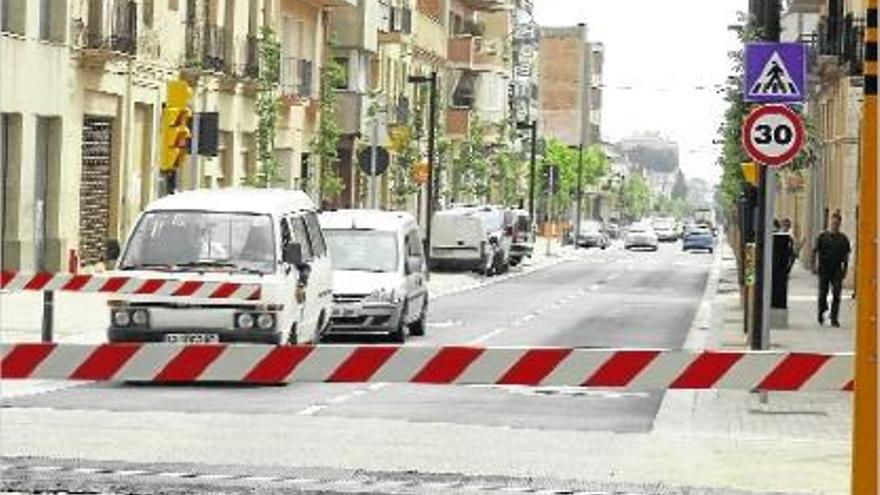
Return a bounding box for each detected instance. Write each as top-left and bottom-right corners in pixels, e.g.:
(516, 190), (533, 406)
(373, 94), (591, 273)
(669, 352), (744, 389)
(70, 344), (142, 380)
(61, 274), (92, 291)
(757, 353), (831, 391)
(843, 380), (854, 391)
(209, 283), (239, 299)
(497, 348), (572, 385)
(583, 350), (660, 387)
(134, 279), (165, 295)
(171, 281), (203, 297)
(243, 346), (314, 383)
(23, 272), (54, 290)
(99, 276), (130, 293)
(1, 344), (56, 378)
(412, 347), (484, 384)
(1, 270), (15, 289)
(247, 287), (261, 301)
(154, 345), (227, 382)
(328, 347), (399, 382)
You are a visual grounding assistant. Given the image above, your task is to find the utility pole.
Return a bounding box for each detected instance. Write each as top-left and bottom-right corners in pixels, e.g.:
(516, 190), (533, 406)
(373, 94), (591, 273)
(575, 144), (584, 249)
(408, 72), (438, 278)
(852, 1), (877, 492)
(749, 0), (780, 351)
(370, 103), (379, 209)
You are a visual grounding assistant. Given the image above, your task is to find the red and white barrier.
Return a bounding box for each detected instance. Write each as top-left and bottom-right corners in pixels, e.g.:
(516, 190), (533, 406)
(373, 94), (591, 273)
(0, 344), (854, 391)
(0, 271), (261, 300)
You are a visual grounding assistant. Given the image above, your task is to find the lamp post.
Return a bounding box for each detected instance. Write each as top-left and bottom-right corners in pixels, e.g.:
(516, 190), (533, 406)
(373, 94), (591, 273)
(408, 72), (438, 278)
(516, 120), (537, 222)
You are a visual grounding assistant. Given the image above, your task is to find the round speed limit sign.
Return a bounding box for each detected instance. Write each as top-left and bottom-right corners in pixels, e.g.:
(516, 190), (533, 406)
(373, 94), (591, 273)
(741, 104), (805, 167)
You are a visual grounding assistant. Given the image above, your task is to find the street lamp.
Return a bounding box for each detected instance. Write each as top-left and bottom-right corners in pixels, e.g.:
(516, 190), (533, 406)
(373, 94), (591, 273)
(408, 72), (438, 278)
(569, 144), (585, 249)
(515, 120), (537, 222)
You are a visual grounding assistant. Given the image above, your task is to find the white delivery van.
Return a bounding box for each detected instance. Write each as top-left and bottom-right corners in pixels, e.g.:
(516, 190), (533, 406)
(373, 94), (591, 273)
(105, 188), (333, 345)
(319, 210), (428, 342)
(430, 206), (511, 275)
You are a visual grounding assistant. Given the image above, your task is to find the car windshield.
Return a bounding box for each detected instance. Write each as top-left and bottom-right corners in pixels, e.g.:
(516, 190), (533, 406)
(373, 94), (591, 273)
(324, 229), (398, 273)
(119, 211), (275, 274)
(580, 221), (601, 233)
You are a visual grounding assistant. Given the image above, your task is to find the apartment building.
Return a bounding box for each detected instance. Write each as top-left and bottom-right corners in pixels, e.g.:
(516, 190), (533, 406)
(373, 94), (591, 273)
(0, 0), (352, 272)
(777, 0), (866, 286)
(537, 24), (602, 148)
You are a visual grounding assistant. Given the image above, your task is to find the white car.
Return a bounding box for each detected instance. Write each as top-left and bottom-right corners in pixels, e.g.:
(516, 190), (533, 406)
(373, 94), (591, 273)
(106, 188), (333, 345)
(624, 223), (659, 251)
(430, 206), (512, 275)
(320, 210), (428, 342)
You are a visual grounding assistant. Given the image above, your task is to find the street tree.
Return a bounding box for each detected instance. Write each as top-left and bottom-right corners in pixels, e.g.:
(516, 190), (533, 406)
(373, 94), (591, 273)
(621, 173), (652, 221)
(312, 57), (346, 203)
(244, 27), (282, 188)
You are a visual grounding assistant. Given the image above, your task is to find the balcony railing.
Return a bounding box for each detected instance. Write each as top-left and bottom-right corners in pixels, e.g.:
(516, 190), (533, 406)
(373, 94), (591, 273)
(244, 34), (260, 79)
(390, 7), (412, 34)
(185, 23), (228, 72)
(84, 0), (137, 55)
(814, 13), (865, 76)
(280, 57), (315, 99)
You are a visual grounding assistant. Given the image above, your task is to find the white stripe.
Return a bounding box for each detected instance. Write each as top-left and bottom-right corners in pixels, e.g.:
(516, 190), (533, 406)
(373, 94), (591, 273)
(115, 277), (147, 294)
(30, 344), (95, 379)
(191, 282), (216, 298)
(154, 280), (183, 296)
(4, 273), (31, 291)
(114, 344), (182, 381)
(41, 274), (73, 291)
(81, 275), (107, 292)
(199, 345), (273, 381)
(288, 345), (356, 382)
(627, 350), (693, 390)
(800, 354), (854, 391)
(714, 352), (786, 390)
(455, 348), (527, 384)
(0, 344), (13, 361)
(371, 346), (437, 382)
(539, 349), (616, 387)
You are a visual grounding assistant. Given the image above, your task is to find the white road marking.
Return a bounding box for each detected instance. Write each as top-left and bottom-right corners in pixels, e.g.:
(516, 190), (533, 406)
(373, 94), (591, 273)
(468, 327), (509, 345)
(589, 284), (600, 291)
(297, 383), (389, 415)
(297, 405), (327, 416)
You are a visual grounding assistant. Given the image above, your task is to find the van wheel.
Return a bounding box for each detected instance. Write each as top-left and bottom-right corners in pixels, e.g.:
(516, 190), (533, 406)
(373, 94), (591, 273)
(408, 301), (427, 337)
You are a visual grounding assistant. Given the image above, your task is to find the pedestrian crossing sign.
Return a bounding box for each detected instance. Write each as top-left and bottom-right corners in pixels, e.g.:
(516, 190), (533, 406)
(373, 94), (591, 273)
(744, 43), (807, 104)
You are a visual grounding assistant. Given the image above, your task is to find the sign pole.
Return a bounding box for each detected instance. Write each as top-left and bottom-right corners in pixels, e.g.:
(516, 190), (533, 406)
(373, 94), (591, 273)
(370, 112), (379, 209)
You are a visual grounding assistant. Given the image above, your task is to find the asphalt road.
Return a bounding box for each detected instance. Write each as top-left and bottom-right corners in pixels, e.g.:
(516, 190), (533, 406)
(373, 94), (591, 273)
(1, 241), (747, 495)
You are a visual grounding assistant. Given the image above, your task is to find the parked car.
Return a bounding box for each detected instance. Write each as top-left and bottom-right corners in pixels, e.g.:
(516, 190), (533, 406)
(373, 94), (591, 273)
(106, 188), (333, 345)
(319, 210), (428, 342)
(682, 225), (715, 253)
(624, 222), (659, 251)
(506, 209), (534, 266)
(576, 220), (610, 249)
(605, 221), (621, 240)
(652, 217), (678, 242)
(430, 206), (512, 275)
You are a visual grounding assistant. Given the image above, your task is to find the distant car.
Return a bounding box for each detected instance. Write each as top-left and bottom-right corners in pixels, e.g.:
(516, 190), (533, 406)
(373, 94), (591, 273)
(430, 206), (511, 275)
(320, 210), (428, 342)
(682, 226), (715, 253)
(605, 222), (621, 239)
(576, 220), (609, 249)
(652, 218), (678, 242)
(624, 223), (659, 251)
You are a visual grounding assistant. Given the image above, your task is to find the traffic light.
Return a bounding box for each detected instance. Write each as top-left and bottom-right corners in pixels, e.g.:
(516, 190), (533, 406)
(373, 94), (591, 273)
(160, 80), (192, 173)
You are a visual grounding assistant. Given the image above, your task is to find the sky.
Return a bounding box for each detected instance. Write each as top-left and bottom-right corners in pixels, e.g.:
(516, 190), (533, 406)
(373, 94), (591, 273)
(534, 0), (748, 186)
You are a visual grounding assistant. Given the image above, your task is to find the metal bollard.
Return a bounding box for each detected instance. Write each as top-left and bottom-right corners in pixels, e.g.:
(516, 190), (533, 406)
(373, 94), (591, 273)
(41, 291), (54, 343)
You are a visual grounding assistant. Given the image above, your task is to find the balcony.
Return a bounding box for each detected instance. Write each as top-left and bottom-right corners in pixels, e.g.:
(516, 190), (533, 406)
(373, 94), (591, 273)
(380, 6), (413, 43)
(280, 57), (315, 102)
(78, 0), (137, 62)
(413, 10), (446, 60)
(244, 34), (260, 79)
(811, 13), (865, 77)
(184, 23), (228, 73)
(786, 0), (824, 13)
(334, 92), (369, 134)
(447, 108), (471, 137)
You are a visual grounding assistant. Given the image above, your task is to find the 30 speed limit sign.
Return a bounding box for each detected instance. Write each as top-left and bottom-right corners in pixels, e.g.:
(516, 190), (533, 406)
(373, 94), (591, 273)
(741, 104), (805, 167)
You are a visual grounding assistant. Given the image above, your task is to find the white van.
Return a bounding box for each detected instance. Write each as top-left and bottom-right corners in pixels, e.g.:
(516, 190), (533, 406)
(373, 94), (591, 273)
(430, 206), (511, 275)
(105, 188), (333, 345)
(319, 210), (428, 342)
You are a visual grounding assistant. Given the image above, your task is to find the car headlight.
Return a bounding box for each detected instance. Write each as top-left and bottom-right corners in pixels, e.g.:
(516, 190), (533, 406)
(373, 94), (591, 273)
(256, 313), (275, 330)
(112, 309), (131, 327)
(131, 309), (149, 327)
(365, 288), (397, 303)
(235, 312), (255, 329)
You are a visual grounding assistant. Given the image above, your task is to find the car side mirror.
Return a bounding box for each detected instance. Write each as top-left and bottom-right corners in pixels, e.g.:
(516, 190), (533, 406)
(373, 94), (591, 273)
(406, 256), (423, 275)
(105, 239), (121, 262)
(282, 242), (304, 267)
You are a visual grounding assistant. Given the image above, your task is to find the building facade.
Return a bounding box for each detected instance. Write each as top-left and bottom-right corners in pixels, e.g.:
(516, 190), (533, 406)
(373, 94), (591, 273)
(1, 0), (353, 272)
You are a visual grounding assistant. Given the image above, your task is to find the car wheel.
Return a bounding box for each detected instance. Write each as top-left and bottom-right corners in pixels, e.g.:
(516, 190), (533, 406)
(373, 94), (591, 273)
(390, 306), (407, 343)
(408, 300), (427, 337)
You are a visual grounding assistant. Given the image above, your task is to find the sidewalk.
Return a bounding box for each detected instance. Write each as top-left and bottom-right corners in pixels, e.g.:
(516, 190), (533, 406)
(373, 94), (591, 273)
(652, 241), (853, 494)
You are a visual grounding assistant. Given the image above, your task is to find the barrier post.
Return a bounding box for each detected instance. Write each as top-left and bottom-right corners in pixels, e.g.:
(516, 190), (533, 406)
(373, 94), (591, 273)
(41, 291), (53, 343)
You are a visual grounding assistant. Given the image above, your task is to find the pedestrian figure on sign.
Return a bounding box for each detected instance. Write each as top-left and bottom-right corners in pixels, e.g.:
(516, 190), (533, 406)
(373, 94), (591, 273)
(753, 61), (797, 94)
(811, 213), (850, 327)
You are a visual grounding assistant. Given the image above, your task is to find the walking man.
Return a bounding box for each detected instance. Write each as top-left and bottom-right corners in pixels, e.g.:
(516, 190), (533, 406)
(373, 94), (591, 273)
(811, 213), (851, 327)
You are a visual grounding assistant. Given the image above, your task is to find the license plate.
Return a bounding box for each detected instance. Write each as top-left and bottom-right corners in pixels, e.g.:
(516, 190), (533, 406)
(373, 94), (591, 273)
(164, 333), (220, 344)
(333, 305), (359, 316)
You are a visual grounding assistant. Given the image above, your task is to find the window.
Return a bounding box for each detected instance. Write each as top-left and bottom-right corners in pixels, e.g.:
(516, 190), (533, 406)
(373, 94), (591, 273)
(2, 0), (27, 35)
(280, 217), (292, 248)
(144, 0), (154, 27)
(407, 230), (424, 257)
(289, 216), (314, 261)
(334, 57), (350, 90)
(304, 213), (326, 257)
